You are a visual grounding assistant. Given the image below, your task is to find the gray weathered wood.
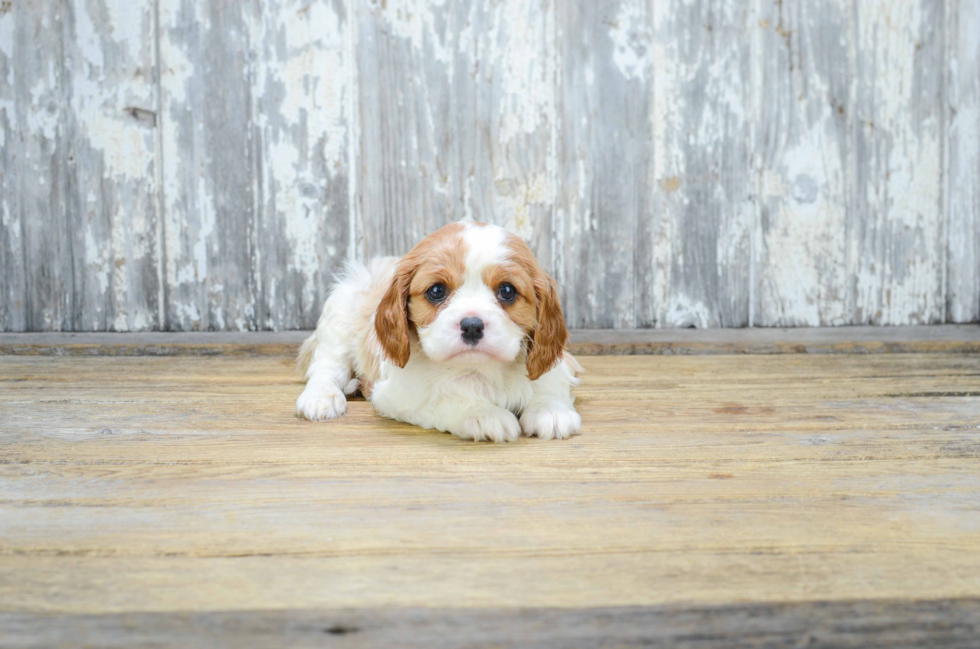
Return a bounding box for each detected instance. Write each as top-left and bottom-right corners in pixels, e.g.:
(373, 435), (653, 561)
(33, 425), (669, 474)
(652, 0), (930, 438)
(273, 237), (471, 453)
(158, 0), (258, 330)
(753, 0), (853, 326)
(3, 325), (979, 357)
(354, 0), (556, 265)
(850, 0), (946, 325)
(0, 1), (159, 333)
(251, 0), (351, 330)
(3, 2), (74, 333)
(947, 0), (980, 323)
(1, 0), (978, 331)
(2, 599), (979, 649)
(651, 0), (753, 328)
(556, 0), (653, 328)
(0, 1), (24, 332)
(64, 0), (161, 331)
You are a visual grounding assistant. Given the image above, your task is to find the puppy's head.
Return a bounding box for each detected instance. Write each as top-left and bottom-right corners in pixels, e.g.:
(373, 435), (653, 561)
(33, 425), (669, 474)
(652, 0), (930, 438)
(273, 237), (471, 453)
(374, 222), (567, 380)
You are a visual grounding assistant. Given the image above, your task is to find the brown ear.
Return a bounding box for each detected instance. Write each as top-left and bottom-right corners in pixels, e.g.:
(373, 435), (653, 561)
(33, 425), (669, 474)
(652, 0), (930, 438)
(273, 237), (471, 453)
(374, 263), (412, 368)
(526, 272), (568, 380)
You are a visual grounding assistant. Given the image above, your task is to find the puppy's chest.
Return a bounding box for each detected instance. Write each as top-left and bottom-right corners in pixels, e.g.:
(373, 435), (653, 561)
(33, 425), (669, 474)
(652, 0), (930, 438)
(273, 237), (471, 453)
(369, 364), (533, 410)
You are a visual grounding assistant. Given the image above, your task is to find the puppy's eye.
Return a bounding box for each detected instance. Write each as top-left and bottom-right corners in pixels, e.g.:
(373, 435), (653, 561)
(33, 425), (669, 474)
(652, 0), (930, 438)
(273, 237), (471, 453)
(496, 283), (517, 303)
(425, 283), (448, 303)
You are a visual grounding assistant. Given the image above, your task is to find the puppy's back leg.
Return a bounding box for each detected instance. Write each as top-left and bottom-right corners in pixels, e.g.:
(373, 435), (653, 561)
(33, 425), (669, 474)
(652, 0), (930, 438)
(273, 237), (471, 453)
(296, 269), (366, 421)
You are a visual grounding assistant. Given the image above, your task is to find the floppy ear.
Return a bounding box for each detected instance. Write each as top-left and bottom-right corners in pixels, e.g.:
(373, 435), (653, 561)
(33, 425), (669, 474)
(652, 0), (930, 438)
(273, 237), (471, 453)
(526, 272), (568, 380)
(374, 263), (413, 368)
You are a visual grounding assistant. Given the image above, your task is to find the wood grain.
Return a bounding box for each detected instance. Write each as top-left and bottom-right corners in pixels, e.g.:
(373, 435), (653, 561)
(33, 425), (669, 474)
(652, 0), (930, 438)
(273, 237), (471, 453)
(947, 0), (980, 324)
(3, 599), (979, 648)
(251, 0), (352, 330)
(157, 0), (258, 331)
(652, 0), (754, 329)
(753, 0), (853, 327)
(2, 325), (980, 357)
(851, 0), (946, 326)
(0, 1), (161, 332)
(1, 0), (978, 332)
(556, 0), (653, 328)
(1, 352), (979, 621)
(354, 0), (556, 265)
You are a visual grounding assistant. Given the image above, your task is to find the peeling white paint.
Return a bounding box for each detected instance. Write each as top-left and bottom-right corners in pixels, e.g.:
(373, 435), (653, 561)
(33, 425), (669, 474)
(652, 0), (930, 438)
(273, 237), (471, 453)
(498, 172), (552, 241)
(608, 0), (651, 82)
(2, 0), (976, 332)
(489, 0), (554, 143)
(28, 77), (60, 140)
(381, 0), (451, 64)
(0, 10), (14, 59)
(853, 0), (943, 325)
(947, 0), (980, 323)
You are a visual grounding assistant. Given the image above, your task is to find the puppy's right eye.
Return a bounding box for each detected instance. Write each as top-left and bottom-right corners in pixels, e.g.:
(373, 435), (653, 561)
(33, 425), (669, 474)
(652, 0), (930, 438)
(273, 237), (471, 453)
(425, 284), (447, 303)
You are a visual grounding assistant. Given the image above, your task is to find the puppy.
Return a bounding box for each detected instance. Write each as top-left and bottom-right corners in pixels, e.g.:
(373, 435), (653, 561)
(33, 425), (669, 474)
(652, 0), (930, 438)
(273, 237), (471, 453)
(296, 221), (582, 442)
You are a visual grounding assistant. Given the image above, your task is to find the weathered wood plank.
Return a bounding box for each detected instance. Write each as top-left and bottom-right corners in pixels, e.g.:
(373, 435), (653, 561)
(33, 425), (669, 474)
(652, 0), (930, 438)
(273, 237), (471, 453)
(2, 0), (976, 333)
(353, 0), (556, 263)
(947, 0), (980, 323)
(3, 599), (980, 649)
(62, 0), (161, 331)
(555, 0), (653, 328)
(2, 2), (74, 332)
(0, 1), (161, 333)
(851, 0), (946, 325)
(2, 325), (980, 357)
(250, 0), (351, 330)
(0, 3), (24, 332)
(753, 0), (852, 326)
(1, 354), (979, 617)
(651, 0), (753, 328)
(158, 0), (257, 330)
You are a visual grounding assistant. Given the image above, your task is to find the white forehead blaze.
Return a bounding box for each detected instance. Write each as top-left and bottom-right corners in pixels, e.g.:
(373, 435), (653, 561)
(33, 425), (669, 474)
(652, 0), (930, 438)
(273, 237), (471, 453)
(461, 223), (508, 285)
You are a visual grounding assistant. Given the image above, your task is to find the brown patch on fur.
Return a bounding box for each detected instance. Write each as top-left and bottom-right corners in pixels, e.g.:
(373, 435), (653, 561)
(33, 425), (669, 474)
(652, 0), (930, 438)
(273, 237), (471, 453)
(407, 234), (466, 328)
(354, 259), (399, 384)
(502, 233), (569, 380)
(374, 223), (467, 366)
(482, 262), (537, 333)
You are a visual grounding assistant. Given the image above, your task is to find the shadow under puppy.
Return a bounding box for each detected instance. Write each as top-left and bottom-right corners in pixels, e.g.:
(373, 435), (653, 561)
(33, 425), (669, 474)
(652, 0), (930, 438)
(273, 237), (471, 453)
(296, 221), (583, 442)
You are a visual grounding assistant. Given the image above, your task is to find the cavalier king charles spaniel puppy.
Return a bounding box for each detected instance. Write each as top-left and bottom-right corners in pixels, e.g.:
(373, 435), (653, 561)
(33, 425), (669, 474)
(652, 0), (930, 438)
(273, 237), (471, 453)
(296, 221), (582, 442)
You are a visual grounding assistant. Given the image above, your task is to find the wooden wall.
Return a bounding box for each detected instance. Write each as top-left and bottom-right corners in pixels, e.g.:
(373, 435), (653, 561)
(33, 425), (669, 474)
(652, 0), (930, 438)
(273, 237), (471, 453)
(0, 0), (977, 331)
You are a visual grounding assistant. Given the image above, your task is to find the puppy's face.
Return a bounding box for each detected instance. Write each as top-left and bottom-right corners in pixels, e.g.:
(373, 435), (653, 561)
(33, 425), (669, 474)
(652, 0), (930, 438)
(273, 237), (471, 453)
(375, 222), (567, 380)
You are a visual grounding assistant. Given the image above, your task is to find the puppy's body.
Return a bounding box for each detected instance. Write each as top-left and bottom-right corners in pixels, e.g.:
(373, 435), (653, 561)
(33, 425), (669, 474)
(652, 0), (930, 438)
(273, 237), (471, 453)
(297, 222), (582, 442)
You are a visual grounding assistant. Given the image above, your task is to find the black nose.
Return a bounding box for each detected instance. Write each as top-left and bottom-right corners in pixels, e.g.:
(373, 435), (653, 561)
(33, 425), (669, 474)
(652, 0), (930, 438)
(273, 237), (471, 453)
(460, 317), (485, 345)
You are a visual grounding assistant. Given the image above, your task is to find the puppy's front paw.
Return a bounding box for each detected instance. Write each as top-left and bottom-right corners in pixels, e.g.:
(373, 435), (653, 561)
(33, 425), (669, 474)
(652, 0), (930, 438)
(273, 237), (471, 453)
(296, 387), (347, 422)
(455, 408), (521, 443)
(520, 405), (581, 440)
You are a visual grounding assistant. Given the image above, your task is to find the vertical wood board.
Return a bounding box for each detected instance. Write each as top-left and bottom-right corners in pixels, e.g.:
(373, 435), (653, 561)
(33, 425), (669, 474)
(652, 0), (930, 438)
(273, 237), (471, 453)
(158, 0), (257, 330)
(947, 0), (979, 323)
(556, 0), (654, 328)
(354, 0), (556, 267)
(651, 0), (754, 328)
(250, 0), (351, 330)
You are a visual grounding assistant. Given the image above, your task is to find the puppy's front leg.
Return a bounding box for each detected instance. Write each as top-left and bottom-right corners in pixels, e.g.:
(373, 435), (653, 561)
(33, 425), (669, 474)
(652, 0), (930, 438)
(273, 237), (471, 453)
(297, 356), (354, 422)
(296, 366), (356, 421)
(520, 357), (582, 440)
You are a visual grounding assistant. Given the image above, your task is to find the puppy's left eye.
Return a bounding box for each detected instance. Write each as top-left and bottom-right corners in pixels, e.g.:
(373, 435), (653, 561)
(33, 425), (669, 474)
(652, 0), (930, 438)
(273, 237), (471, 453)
(425, 283), (448, 303)
(496, 283), (517, 303)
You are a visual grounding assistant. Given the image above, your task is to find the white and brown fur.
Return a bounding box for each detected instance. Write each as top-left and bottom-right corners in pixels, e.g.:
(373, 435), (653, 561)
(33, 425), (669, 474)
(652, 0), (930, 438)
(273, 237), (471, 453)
(296, 221), (582, 442)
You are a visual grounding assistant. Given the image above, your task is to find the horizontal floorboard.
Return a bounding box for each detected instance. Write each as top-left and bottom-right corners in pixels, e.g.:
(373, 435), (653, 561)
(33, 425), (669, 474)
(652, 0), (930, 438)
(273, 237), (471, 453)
(0, 325), (978, 357)
(3, 599), (979, 649)
(2, 352), (979, 645)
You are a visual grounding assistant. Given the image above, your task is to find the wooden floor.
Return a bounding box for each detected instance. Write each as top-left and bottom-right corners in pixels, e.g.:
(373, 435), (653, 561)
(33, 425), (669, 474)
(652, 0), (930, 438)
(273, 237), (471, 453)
(2, 343), (980, 647)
